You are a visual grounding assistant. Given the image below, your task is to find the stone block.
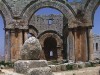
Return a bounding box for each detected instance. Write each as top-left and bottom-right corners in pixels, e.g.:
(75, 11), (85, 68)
(14, 60), (48, 74)
(27, 67), (54, 75)
(49, 65), (56, 72)
(73, 63), (78, 70)
(60, 64), (67, 71)
(56, 65), (61, 72)
(77, 62), (85, 68)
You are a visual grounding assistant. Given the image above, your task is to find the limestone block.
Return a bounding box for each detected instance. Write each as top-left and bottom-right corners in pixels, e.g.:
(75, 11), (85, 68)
(21, 37), (42, 60)
(14, 60), (48, 74)
(72, 64), (78, 70)
(56, 65), (61, 72)
(60, 64), (67, 71)
(27, 67), (54, 75)
(77, 62), (85, 68)
(49, 65), (56, 72)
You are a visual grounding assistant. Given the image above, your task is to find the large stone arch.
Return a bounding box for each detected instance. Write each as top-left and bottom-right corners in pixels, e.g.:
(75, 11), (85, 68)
(38, 31), (62, 47)
(38, 31), (63, 60)
(82, 0), (91, 9)
(84, 0), (100, 26)
(0, 1), (12, 27)
(23, 0), (76, 28)
(0, 1), (12, 62)
(28, 25), (38, 37)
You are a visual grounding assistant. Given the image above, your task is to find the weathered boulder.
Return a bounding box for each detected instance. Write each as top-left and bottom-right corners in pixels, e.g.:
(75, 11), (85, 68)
(27, 67), (54, 75)
(14, 37), (53, 75)
(14, 60), (48, 74)
(21, 37), (42, 60)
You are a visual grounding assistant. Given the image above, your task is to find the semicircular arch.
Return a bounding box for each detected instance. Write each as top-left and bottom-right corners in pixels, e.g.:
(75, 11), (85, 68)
(38, 31), (62, 47)
(84, 0), (100, 26)
(23, 0), (76, 28)
(0, 1), (12, 27)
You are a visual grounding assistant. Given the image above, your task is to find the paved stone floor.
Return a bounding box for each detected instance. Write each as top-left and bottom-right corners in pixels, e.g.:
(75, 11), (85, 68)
(0, 66), (100, 75)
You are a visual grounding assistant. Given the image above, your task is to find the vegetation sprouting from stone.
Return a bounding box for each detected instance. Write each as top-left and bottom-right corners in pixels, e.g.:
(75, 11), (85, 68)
(0, 61), (14, 68)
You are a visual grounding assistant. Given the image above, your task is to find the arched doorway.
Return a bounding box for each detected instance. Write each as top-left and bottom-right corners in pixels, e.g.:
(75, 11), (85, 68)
(44, 37), (57, 60)
(24, 0), (76, 61)
(29, 7), (66, 60)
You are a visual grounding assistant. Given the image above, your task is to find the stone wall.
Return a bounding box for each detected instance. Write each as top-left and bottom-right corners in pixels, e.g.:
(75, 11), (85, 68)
(29, 14), (63, 36)
(93, 34), (100, 60)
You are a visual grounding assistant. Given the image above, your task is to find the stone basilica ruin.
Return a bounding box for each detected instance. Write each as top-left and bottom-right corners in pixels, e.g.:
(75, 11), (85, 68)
(0, 0), (100, 62)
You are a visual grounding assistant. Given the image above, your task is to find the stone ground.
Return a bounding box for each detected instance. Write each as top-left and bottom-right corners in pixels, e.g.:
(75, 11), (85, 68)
(0, 66), (100, 75)
(0, 69), (23, 75)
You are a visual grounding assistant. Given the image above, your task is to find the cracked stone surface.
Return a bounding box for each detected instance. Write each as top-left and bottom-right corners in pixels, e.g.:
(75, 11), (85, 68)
(20, 37), (42, 60)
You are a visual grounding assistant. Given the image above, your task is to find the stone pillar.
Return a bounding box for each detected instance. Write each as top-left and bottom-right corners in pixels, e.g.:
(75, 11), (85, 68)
(88, 29), (94, 60)
(74, 28), (88, 62)
(74, 29), (80, 62)
(18, 31), (23, 59)
(67, 30), (75, 61)
(63, 35), (67, 60)
(5, 30), (11, 62)
(10, 30), (23, 62)
(80, 28), (88, 61)
(57, 47), (63, 62)
(24, 31), (28, 42)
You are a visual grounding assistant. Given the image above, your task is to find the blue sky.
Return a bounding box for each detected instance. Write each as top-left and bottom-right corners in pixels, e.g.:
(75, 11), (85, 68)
(0, 6), (100, 56)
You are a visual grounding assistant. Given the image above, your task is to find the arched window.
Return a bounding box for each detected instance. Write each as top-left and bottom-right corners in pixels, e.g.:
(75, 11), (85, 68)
(96, 43), (98, 51)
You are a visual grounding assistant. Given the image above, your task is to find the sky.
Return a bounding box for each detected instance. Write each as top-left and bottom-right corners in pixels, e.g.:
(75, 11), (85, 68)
(0, 15), (5, 56)
(0, 5), (100, 56)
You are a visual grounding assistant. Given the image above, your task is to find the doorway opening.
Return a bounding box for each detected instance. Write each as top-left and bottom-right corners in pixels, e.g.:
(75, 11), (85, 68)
(44, 37), (57, 60)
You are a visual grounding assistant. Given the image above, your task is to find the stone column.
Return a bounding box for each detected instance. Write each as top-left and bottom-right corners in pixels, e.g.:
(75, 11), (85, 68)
(10, 30), (23, 62)
(80, 28), (88, 61)
(18, 31), (23, 59)
(88, 29), (94, 60)
(74, 29), (81, 62)
(5, 30), (11, 62)
(67, 30), (75, 61)
(74, 28), (88, 62)
(24, 31), (28, 42)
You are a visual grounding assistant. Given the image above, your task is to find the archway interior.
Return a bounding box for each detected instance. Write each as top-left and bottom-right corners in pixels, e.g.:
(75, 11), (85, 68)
(30, 7), (68, 60)
(0, 15), (5, 57)
(35, 8), (62, 15)
(44, 37), (57, 60)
